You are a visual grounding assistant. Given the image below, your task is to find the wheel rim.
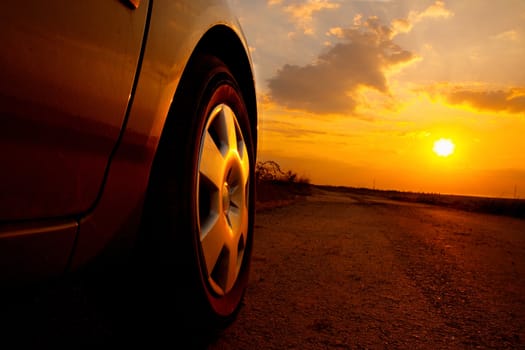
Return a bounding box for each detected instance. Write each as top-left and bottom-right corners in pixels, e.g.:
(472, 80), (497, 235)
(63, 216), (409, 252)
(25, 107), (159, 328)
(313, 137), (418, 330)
(197, 103), (250, 296)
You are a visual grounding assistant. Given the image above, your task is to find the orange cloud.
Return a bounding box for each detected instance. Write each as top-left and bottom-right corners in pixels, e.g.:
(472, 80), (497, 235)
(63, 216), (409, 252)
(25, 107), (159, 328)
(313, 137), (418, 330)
(268, 17), (416, 114)
(261, 120), (329, 137)
(411, 1), (453, 21)
(269, 0), (340, 35)
(445, 88), (525, 114)
(491, 30), (519, 42)
(392, 1), (453, 35)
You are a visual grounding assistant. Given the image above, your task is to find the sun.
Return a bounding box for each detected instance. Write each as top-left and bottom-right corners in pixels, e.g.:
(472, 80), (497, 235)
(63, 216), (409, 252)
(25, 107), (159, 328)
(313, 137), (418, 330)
(433, 138), (455, 157)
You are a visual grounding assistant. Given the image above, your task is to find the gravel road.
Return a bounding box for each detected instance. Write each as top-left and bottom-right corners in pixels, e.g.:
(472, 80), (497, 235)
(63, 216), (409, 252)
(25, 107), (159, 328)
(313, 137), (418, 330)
(2, 188), (524, 349)
(209, 188), (525, 349)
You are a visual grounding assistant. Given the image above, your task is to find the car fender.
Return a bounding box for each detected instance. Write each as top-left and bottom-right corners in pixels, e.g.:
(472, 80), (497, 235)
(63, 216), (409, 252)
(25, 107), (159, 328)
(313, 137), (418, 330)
(70, 0), (255, 271)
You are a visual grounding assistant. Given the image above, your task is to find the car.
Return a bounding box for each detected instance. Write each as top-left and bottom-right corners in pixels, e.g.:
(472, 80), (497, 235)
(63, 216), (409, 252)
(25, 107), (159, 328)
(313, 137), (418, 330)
(0, 0), (257, 330)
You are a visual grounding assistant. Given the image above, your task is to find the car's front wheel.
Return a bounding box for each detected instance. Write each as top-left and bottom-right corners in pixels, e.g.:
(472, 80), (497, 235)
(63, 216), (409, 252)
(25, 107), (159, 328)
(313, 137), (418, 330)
(140, 54), (255, 330)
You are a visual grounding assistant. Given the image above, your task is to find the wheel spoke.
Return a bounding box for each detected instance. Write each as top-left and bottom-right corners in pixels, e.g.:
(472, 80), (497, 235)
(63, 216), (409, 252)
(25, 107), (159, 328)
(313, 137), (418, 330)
(230, 186), (244, 212)
(200, 131), (225, 189)
(225, 233), (244, 291)
(230, 205), (248, 244)
(201, 215), (230, 277)
(221, 107), (238, 155)
(227, 208), (240, 235)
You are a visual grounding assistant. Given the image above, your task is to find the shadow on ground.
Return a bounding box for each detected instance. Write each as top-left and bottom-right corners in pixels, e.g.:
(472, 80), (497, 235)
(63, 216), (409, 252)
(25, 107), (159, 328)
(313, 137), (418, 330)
(0, 263), (222, 348)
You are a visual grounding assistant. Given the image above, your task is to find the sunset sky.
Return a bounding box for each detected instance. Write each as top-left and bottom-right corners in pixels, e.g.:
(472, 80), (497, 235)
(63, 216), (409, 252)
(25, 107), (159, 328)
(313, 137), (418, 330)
(232, 0), (525, 199)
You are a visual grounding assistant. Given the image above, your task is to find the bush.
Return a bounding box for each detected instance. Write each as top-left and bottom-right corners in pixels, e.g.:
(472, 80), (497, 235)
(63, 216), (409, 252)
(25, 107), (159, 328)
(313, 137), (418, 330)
(255, 160), (312, 202)
(255, 160), (310, 185)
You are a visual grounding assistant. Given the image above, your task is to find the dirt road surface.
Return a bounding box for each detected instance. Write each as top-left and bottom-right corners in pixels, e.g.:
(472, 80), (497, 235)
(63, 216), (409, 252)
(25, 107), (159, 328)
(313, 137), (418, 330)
(1, 188), (524, 349)
(209, 188), (525, 349)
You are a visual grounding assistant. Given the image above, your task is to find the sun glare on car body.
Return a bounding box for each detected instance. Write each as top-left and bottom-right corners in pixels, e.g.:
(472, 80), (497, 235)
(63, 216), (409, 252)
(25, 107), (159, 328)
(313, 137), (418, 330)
(433, 138), (455, 157)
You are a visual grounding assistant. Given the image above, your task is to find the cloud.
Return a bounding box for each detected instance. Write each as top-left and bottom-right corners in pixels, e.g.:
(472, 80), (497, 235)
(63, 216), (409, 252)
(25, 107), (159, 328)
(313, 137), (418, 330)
(267, 16), (417, 114)
(411, 1), (453, 21)
(327, 27), (344, 38)
(491, 30), (519, 42)
(391, 18), (413, 35)
(268, 0), (340, 35)
(423, 84), (525, 114)
(445, 87), (525, 114)
(261, 119), (329, 137)
(393, 1), (453, 35)
(261, 119), (357, 139)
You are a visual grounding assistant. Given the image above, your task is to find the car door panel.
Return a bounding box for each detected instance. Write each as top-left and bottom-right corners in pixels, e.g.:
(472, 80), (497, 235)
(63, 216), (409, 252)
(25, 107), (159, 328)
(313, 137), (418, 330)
(0, 1), (149, 221)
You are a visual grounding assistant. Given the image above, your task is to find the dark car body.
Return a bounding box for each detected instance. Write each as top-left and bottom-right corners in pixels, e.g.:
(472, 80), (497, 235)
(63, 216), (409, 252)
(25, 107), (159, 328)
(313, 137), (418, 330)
(0, 0), (257, 326)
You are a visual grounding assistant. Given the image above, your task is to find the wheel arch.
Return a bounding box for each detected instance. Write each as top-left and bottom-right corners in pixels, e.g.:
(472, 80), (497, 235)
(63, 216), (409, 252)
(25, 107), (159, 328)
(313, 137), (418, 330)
(188, 25), (258, 150)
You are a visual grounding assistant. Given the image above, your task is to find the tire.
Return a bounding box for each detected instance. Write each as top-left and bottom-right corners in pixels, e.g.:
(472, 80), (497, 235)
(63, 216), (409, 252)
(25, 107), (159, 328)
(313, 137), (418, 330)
(139, 54), (256, 331)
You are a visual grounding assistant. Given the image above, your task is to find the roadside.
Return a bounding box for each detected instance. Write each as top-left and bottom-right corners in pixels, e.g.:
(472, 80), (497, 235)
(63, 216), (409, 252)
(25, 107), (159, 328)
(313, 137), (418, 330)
(313, 185), (525, 219)
(211, 187), (525, 349)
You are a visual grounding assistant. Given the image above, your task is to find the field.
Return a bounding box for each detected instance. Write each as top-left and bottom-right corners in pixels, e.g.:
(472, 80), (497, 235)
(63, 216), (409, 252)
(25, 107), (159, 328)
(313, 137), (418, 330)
(256, 180), (525, 219)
